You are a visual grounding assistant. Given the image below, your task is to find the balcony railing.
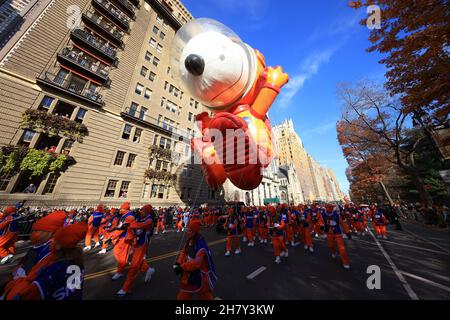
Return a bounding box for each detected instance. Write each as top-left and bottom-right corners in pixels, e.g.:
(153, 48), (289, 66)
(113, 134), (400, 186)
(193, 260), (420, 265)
(128, 0), (140, 8)
(37, 71), (104, 106)
(82, 10), (124, 46)
(110, 0), (136, 19)
(93, 0), (131, 30)
(58, 48), (110, 83)
(121, 107), (194, 140)
(71, 28), (117, 61)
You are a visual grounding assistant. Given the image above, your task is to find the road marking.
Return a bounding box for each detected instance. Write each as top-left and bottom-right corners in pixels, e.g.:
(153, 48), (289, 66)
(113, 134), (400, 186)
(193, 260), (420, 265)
(367, 228), (419, 300)
(84, 238), (227, 281)
(400, 271), (450, 293)
(377, 239), (450, 256)
(246, 266), (266, 280)
(403, 229), (450, 254)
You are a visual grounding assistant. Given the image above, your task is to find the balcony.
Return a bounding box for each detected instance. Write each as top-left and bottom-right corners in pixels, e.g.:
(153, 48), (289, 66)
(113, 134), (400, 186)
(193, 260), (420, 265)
(110, 0), (136, 19)
(57, 48), (110, 85)
(82, 10), (124, 48)
(148, 0), (182, 30)
(92, 0), (131, 31)
(71, 28), (117, 63)
(128, 0), (140, 8)
(37, 71), (104, 107)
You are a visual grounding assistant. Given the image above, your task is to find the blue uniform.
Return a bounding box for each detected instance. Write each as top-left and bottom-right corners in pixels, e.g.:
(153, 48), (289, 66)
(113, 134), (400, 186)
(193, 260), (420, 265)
(323, 211), (342, 234)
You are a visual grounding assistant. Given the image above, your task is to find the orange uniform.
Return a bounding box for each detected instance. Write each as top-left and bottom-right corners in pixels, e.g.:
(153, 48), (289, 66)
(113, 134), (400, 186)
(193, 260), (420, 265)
(0, 207), (19, 261)
(111, 202), (136, 276)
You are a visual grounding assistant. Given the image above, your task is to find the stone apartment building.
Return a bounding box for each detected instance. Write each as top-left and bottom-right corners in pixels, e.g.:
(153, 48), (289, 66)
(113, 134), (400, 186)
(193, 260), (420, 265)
(0, 0), (224, 208)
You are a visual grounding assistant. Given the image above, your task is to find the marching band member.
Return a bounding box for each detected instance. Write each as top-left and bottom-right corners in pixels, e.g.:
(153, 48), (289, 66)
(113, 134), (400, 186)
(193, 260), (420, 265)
(257, 207), (269, 244)
(372, 208), (388, 239)
(224, 208), (241, 256)
(110, 201), (135, 281)
(300, 206), (314, 253)
(173, 220), (217, 300)
(0, 207), (19, 265)
(244, 207), (256, 247)
(116, 205), (156, 297)
(2, 222), (87, 300)
(176, 208), (184, 232)
(155, 210), (166, 235)
(310, 205), (324, 238)
(268, 206), (288, 264)
(83, 204), (105, 251)
(323, 204), (350, 269)
(98, 208), (121, 254)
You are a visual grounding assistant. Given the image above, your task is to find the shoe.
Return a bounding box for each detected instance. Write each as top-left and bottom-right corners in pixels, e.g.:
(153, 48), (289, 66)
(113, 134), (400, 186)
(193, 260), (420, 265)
(309, 247), (315, 253)
(260, 239), (264, 244)
(331, 253), (337, 259)
(225, 251), (231, 256)
(291, 241), (295, 247)
(284, 250), (288, 257)
(182, 228), (185, 232)
(243, 237), (247, 242)
(343, 264), (350, 269)
(154, 232), (158, 235)
(248, 242), (254, 247)
(275, 256), (281, 264)
(264, 239), (267, 243)
(111, 273), (124, 281)
(83, 246), (91, 251)
(304, 245), (308, 250)
(234, 249), (241, 255)
(280, 251), (286, 257)
(162, 230), (166, 234)
(315, 233), (319, 238)
(145, 268), (155, 283)
(177, 230), (180, 233)
(94, 242), (100, 248)
(116, 289), (127, 297)
(98, 249), (107, 255)
(383, 235), (387, 239)
(0, 254), (13, 265)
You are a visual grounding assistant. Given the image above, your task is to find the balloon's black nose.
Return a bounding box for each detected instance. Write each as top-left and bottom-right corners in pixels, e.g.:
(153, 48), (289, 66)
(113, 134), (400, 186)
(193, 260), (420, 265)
(185, 54), (205, 76)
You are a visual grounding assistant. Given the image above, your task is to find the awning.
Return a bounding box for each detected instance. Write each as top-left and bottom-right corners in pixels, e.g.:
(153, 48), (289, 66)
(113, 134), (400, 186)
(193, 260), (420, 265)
(264, 198), (280, 204)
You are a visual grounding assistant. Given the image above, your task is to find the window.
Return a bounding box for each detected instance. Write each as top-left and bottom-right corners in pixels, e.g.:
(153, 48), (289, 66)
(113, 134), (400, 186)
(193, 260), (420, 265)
(131, 128), (141, 143)
(139, 107), (147, 120)
(155, 159), (162, 171)
(153, 134), (159, 145)
(39, 96), (54, 110)
(159, 137), (166, 149)
(149, 38), (157, 47)
(156, 44), (163, 53)
(188, 112), (193, 122)
(135, 83), (144, 95)
(21, 130), (35, 143)
(43, 173), (60, 194)
(149, 72), (156, 82)
(153, 26), (159, 34)
(144, 88), (152, 100)
(156, 15), (163, 24)
(158, 185), (165, 199)
(0, 171), (14, 191)
(105, 179), (118, 197)
(160, 97), (166, 108)
(145, 51), (152, 61)
(151, 184), (158, 198)
(126, 154), (136, 168)
(140, 66), (148, 77)
(164, 81), (169, 91)
(189, 98), (194, 107)
(119, 181), (130, 198)
(143, 183), (151, 198)
(114, 151), (126, 166)
(62, 139), (74, 154)
(129, 103), (138, 117)
(153, 56), (159, 67)
(163, 21), (168, 29)
(160, 32), (165, 40)
(122, 124), (132, 140)
(167, 66), (171, 75)
(75, 108), (87, 123)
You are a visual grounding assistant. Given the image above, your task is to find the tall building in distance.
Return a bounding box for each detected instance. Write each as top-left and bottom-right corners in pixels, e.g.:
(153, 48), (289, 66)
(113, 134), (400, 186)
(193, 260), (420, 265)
(0, 0), (223, 207)
(273, 119), (344, 203)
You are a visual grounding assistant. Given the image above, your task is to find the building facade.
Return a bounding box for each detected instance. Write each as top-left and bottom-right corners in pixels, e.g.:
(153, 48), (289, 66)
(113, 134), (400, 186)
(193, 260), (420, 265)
(0, 0), (224, 208)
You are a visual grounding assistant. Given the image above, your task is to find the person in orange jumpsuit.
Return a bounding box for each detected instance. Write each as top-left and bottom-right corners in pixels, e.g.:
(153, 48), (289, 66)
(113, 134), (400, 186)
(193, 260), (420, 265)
(322, 204), (350, 269)
(310, 205), (324, 238)
(300, 207), (314, 253)
(1, 211), (67, 296)
(257, 207), (269, 243)
(155, 210), (166, 234)
(110, 201), (136, 281)
(176, 208), (184, 232)
(173, 220), (217, 300)
(224, 208), (241, 256)
(2, 222), (87, 300)
(372, 208), (388, 239)
(0, 207), (19, 265)
(98, 208), (120, 254)
(116, 205), (155, 297)
(244, 207), (256, 247)
(83, 204), (105, 251)
(268, 206), (288, 264)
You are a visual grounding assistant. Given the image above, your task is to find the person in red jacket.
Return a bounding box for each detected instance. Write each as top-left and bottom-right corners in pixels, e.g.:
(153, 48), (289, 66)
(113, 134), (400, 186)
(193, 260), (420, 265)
(116, 204), (155, 297)
(372, 208), (388, 239)
(2, 222), (87, 300)
(0, 207), (19, 265)
(110, 201), (136, 281)
(173, 220), (217, 300)
(268, 206), (288, 264)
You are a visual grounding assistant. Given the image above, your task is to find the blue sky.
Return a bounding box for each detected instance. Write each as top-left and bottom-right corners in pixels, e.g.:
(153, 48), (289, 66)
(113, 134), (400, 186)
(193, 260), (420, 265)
(181, 0), (387, 194)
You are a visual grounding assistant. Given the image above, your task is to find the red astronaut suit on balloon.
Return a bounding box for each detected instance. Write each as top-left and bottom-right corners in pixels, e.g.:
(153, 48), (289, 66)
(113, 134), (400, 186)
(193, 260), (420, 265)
(172, 18), (289, 191)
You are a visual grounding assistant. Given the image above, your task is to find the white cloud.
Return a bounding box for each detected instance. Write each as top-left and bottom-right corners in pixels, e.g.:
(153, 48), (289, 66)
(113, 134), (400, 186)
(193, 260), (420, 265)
(302, 120), (337, 136)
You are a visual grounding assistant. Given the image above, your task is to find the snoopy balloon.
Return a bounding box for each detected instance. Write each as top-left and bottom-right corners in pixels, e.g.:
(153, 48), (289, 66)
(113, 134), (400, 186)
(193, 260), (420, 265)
(171, 18), (289, 190)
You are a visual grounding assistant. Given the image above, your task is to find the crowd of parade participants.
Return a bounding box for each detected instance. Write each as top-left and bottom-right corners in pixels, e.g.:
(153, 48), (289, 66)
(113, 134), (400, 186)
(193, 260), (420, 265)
(0, 201), (391, 300)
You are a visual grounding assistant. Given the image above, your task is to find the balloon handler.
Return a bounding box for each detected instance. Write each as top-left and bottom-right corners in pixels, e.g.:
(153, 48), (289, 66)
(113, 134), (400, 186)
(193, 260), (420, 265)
(173, 220), (218, 300)
(171, 18), (289, 191)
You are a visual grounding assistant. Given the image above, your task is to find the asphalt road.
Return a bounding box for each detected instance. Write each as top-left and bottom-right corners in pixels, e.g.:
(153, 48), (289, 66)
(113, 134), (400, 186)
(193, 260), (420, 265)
(1, 221), (449, 300)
